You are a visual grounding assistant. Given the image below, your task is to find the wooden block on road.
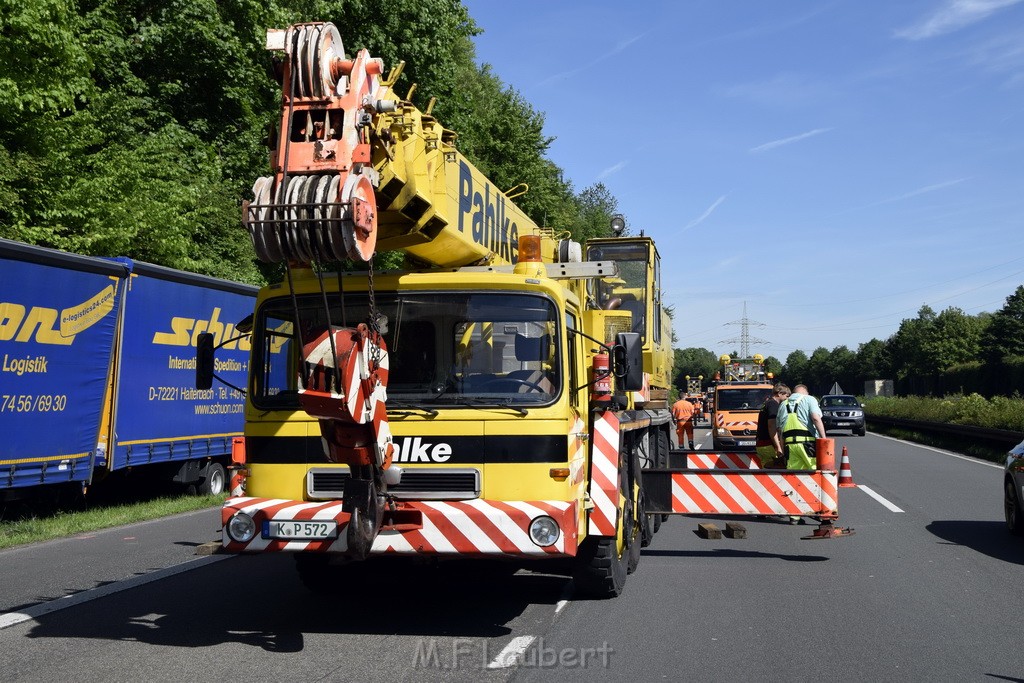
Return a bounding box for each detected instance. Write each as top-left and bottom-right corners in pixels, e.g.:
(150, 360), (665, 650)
(194, 541), (223, 556)
(696, 523), (722, 539)
(724, 522), (747, 539)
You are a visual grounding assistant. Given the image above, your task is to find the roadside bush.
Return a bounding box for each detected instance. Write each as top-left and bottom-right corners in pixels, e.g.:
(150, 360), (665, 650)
(863, 393), (1024, 432)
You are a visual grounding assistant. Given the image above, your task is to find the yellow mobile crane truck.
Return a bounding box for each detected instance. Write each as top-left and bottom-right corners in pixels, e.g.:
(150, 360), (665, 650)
(197, 22), (675, 597)
(200, 23), (850, 598)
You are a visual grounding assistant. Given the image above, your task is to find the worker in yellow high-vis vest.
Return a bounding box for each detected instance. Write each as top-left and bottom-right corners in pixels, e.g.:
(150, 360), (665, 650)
(775, 384), (827, 524)
(775, 384), (827, 470)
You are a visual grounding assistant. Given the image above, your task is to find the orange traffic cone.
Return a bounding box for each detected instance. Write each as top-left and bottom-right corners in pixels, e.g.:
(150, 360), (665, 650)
(838, 446), (856, 488)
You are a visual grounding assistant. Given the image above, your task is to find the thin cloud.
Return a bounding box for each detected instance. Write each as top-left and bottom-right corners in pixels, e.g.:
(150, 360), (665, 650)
(896, 0), (1023, 40)
(693, 3), (836, 48)
(750, 127), (832, 153)
(597, 161), (628, 179)
(720, 73), (833, 109)
(537, 32), (649, 86)
(682, 195), (727, 232)
(878, 178), (970, 205)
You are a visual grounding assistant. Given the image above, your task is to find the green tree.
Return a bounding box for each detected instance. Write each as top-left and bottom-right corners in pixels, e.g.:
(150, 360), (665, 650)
(828, 345), (858, 395)
(886, 305), (936, 381)
(921, 307), (987, 371)
(0, 0), (95, 237)
(980, 286), (1024, 363)
(783, 350), (809, 385)
(855, 338), (891, 382)
(673, 347), (718, 391)
(570, 183), (619, 242)
(804, 346), (832, 394)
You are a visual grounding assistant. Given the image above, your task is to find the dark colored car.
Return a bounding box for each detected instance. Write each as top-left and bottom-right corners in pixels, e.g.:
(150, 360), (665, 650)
(819, 394), (866, 436)
(1004, 439), (1024, 536)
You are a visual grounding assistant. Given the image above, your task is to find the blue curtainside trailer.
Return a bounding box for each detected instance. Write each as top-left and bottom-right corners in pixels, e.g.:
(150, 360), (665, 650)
(0, 239), (256, 501)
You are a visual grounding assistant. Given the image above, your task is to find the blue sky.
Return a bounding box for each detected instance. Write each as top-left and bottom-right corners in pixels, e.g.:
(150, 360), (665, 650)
(460, 0), (1024, 359)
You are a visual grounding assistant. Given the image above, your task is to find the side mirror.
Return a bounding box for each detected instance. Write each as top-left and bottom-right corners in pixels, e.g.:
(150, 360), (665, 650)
(613, 332), (644, 391)
(196, 332), (214, 390)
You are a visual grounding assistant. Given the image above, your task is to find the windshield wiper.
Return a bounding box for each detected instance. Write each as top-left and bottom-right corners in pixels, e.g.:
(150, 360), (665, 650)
(387, 400), (438, 417)
(444, 397), (529, 416)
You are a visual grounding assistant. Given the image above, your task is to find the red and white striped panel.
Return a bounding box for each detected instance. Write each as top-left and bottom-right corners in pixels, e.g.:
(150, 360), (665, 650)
(669, 471), (838, 516)
(587, 411), (621, 536)
(221, 497), (577, 556)
(686, 452), (763, 470)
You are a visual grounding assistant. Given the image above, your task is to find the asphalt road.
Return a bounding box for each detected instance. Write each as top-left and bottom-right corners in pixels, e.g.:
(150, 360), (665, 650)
(2, 428), (1022, 682)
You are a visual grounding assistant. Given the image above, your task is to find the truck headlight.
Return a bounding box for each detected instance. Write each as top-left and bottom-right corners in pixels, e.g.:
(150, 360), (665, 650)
(227, 512), (257, 543)
(529, 516), (560, 547)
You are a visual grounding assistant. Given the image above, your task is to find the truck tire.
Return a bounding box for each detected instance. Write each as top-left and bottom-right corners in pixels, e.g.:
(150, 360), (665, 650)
(1005, 478), (1024, 537)
(640, 485), (654, 548)
(572, 535), (628, 599)
(856, 426), (866, 437)
(626, 447), (643, 570)
(198, 462), (226, 496)
(657, 429), (670, 523)
(647, 428), (662, 535)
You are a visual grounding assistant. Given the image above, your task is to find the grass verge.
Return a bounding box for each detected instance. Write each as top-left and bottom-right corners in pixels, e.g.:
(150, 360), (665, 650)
(0, 493), (225, 551)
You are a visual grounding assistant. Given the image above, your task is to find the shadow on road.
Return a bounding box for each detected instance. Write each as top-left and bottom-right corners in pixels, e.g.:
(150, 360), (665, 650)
(23, 553), (569, 651)
(926, 520), (1024, 566)
(642, 548), (828, 562)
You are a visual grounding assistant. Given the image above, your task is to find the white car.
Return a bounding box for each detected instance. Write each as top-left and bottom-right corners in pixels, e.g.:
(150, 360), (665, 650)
(1004, 439), (1024, 536)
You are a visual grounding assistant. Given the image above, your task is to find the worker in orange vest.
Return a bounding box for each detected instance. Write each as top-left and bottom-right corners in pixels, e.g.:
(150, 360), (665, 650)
(671, 396), (697, 449)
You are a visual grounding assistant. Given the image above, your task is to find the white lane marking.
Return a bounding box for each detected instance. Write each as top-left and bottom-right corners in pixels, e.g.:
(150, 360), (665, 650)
(871, 432), (1003, 469)
(0, 555), (229, 631)
(858, 485), (905, 513)
(554, 581), (573, 615)
(487, 635), (537, 669)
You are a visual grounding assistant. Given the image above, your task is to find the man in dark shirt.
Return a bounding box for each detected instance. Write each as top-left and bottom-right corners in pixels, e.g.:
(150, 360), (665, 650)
(755, 383), (790, 467)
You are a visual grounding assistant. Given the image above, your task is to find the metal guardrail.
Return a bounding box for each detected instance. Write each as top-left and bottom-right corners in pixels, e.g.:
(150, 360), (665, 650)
(866, 414), (1024, 447)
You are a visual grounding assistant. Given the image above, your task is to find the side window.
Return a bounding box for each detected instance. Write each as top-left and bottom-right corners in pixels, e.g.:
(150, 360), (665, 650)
(255, 315), (296, 406)
(566, 312), (579, 407)
(653, 252), (661, 344)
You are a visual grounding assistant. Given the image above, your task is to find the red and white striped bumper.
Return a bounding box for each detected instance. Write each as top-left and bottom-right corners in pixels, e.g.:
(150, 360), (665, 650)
(221, 497), (578, 557)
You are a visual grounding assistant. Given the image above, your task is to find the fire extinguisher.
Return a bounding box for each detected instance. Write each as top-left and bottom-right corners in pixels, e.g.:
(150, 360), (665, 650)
(229, 436), (247, 497)
(591, 351), (611, 404)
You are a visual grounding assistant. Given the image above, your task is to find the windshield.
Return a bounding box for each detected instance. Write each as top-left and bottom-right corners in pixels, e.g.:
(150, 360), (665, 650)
(252, 291), (561, 410)
(586, 242), (649, 337)
(716, 388), (772, 411)
(821, 395), (859, 408)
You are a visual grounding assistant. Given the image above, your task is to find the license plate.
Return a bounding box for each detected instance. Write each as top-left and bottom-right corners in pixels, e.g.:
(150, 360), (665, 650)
(738, 440), (755, 446)
(263, 520), (338, 540)
(835, 422), (850, 427)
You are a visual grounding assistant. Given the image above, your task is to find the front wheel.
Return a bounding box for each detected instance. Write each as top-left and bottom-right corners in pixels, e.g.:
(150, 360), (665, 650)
(572, 535), (628, 599)
(197, 462), (226, 496)
(1005, 478), (1024, 537)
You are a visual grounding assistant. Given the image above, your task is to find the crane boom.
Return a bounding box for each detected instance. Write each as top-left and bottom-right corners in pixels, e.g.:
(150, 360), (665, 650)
(244, 23), (540, 270)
